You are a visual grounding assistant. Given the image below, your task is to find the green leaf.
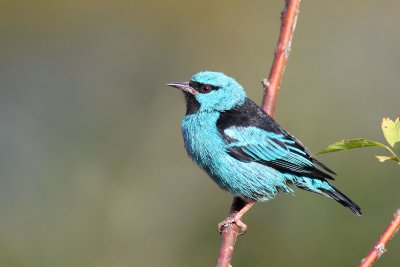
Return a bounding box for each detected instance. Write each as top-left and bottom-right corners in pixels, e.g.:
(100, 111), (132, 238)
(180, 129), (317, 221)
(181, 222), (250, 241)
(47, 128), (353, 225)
(382, 117), (400, 152)
(318, 138), (400, 165)
(317, 139), (389, 154)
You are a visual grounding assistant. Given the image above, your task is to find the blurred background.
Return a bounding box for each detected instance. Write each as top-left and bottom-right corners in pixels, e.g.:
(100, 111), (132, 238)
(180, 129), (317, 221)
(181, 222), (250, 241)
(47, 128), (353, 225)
(1, 0), (399, 266)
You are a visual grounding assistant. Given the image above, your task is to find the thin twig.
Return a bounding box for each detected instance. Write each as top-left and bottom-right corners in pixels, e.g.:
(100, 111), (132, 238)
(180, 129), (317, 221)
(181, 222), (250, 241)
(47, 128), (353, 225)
(359, 208), (400, 267)
(215, 1), (301, 266)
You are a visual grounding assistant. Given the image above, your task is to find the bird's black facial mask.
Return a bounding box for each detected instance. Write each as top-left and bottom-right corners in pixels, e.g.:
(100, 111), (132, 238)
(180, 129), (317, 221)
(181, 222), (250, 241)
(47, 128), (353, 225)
(189, 81), (220, 94)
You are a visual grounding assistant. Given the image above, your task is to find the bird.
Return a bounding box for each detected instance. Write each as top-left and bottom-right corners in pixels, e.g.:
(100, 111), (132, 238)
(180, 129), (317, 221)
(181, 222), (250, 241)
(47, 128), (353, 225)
(167, 71), (361, 232)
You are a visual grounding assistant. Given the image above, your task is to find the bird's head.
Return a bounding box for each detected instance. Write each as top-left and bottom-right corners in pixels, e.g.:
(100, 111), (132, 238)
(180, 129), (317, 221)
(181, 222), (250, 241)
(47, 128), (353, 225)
(167, 71), (246, 114)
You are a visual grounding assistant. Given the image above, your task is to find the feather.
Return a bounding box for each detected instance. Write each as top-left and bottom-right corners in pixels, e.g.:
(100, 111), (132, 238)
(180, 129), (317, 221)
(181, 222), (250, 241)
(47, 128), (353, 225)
(218, 98), (335, 180)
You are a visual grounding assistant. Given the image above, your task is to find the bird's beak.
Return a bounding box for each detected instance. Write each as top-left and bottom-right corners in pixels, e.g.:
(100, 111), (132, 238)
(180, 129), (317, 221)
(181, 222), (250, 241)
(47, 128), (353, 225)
(166, 82), (196, 95)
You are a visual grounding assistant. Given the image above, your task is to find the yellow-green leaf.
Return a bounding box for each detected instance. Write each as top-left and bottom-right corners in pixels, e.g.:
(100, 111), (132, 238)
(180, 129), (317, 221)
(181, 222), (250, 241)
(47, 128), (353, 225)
(375, 156), (400, 165)
(382, 117), (400, 152)
(376, 156), (395, 162)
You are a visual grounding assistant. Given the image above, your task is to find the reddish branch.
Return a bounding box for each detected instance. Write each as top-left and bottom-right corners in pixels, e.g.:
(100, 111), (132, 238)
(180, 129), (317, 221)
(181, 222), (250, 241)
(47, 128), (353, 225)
(216, 197), (246, 267)
(216, 1), (301, 266)
(359, 208), (400, 267)
(261, 0), (300, 117)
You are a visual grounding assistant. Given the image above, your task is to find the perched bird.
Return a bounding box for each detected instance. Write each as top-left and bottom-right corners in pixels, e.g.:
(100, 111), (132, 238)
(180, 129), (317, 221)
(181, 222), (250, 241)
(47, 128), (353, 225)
(167, 71), (361, 231)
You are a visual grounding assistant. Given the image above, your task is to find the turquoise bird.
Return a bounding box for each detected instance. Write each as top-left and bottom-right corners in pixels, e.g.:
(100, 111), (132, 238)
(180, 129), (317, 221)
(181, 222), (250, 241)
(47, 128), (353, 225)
(167, 71), (361, 231)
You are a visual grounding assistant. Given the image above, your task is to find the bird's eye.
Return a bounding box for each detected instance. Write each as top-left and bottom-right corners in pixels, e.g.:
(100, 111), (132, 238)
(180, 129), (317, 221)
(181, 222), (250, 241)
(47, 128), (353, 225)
(200, 84), (212, 94)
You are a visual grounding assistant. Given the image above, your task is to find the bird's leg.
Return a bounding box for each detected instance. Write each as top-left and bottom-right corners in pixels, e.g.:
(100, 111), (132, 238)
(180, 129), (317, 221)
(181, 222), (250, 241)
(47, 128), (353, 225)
(218, 197), (255, 234)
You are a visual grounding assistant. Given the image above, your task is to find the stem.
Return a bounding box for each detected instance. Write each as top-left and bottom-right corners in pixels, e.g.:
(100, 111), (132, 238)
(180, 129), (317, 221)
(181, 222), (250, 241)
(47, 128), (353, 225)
(359, 208), (400, 267)
(215, 1), (301, 266)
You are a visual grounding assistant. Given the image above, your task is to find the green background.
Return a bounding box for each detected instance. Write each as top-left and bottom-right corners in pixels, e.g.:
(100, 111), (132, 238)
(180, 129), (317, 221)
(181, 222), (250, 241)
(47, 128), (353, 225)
(1, 1), (399, 266)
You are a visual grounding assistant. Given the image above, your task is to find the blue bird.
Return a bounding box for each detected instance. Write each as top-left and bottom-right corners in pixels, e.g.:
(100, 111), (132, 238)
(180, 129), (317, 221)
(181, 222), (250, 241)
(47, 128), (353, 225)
(167, 71), (361, 231)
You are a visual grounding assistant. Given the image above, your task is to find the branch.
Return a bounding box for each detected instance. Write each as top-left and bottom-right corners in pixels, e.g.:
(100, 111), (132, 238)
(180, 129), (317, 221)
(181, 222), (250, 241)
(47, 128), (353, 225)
(216, 197), (246, 267)
(261, 0), (300, 117)
(216, 1), (301, 266)
(359, 208), (400, 267)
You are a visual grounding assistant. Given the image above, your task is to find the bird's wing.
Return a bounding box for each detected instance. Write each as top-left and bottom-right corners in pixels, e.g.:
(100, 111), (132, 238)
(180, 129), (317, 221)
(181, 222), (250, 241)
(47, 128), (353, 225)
(217, 98), (335, 180)
(224, 126), (333, 180)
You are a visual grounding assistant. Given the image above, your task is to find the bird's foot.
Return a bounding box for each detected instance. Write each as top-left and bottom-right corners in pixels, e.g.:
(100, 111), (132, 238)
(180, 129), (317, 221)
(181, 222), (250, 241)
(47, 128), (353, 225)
(218, 214), (248, 235)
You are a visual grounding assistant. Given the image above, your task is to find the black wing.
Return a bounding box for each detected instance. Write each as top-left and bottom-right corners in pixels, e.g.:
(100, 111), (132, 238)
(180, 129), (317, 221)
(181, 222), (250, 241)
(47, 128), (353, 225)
(216, 98), (336, 180)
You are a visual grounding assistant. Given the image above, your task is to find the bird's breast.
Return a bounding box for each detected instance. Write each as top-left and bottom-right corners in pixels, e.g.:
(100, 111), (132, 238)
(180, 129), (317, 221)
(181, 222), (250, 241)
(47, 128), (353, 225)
(181, 112), (225, 168)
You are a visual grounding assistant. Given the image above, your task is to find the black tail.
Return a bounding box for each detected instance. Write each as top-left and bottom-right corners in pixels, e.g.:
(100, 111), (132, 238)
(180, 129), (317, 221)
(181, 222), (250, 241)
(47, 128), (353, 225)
(321, 186), (362, 216)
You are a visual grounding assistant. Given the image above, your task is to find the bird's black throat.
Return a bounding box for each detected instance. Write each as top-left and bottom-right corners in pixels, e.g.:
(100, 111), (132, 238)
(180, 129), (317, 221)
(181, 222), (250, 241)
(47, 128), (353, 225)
(183, 92), (200, 115)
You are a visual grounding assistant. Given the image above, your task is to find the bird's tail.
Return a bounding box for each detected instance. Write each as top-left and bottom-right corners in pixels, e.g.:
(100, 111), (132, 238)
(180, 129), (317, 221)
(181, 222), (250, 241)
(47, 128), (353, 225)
(290, 176), (362, 216)
(320, 185), (362, 216)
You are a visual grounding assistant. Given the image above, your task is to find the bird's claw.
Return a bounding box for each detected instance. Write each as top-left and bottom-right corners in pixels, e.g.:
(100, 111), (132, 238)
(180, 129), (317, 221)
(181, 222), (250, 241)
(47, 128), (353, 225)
(218, 215), (248, 235)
